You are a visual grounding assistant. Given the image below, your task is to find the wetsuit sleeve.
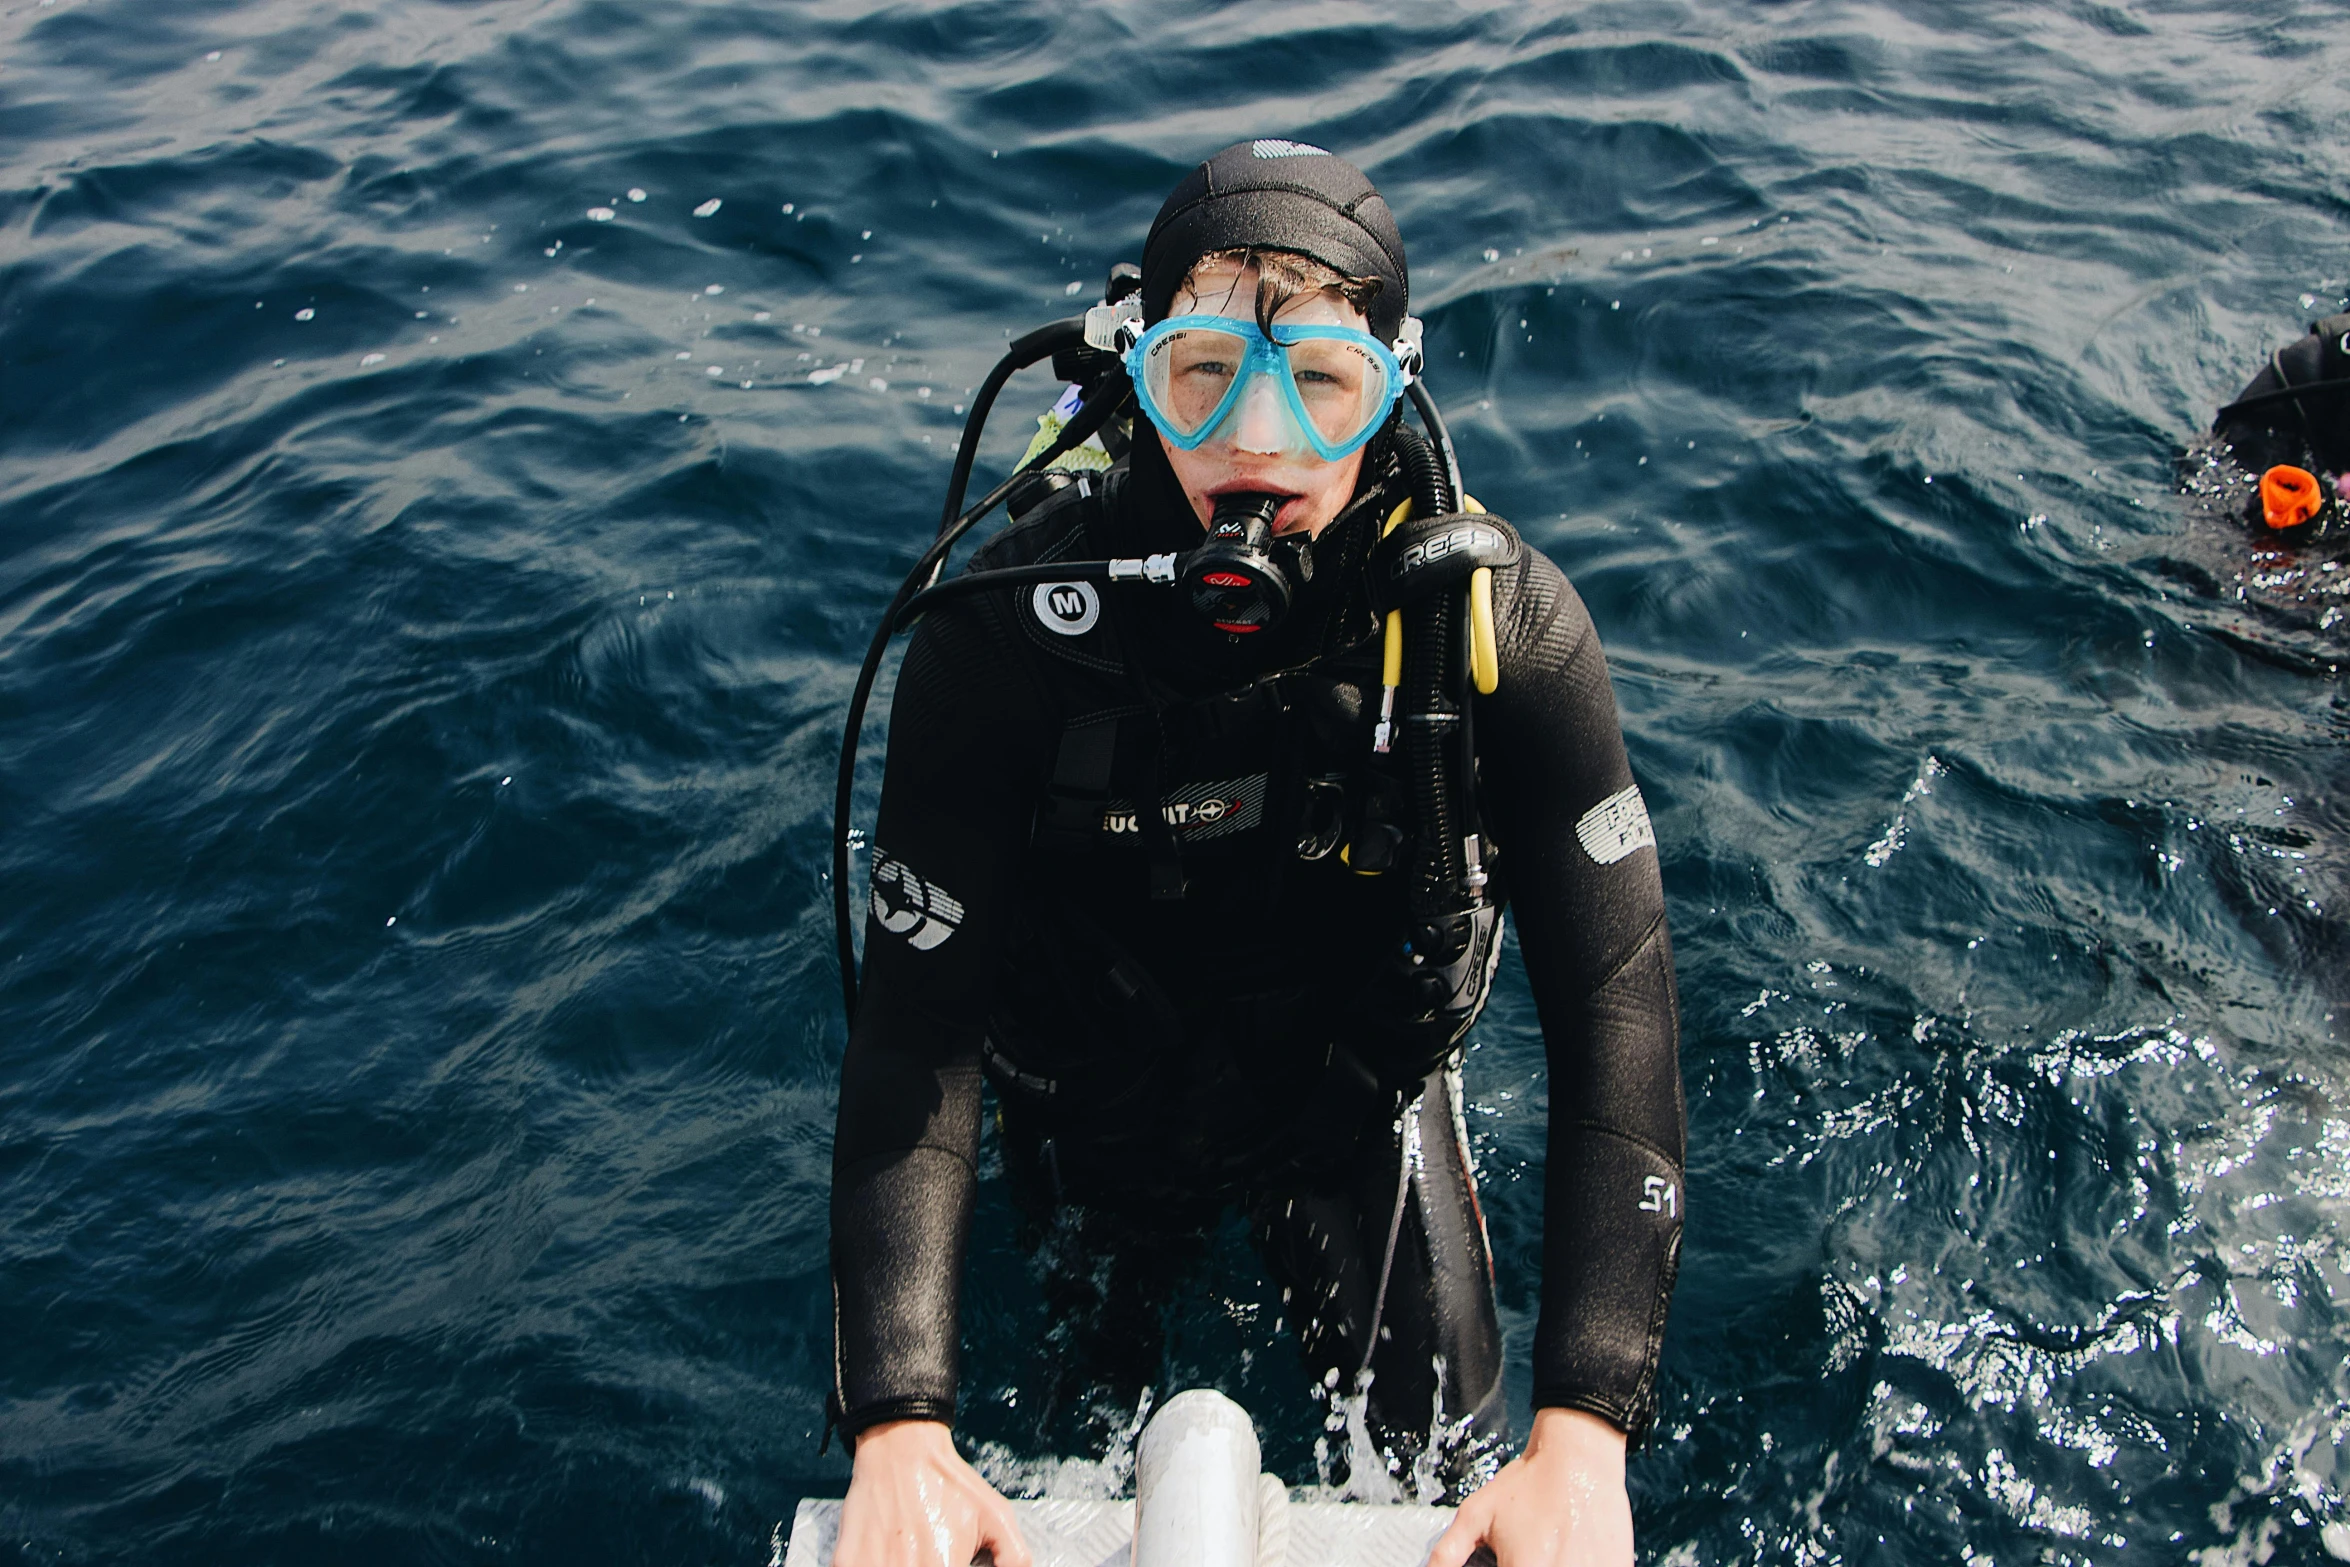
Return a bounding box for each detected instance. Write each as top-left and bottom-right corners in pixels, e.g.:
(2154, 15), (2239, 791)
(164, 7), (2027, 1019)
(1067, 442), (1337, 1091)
(1475, 548), (1685, 1443)
(830, 596), (1052, 1438)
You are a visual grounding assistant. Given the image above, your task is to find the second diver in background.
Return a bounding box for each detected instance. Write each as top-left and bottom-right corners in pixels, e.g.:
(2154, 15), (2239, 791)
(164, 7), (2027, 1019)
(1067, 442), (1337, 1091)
(2209, 313), (2350, 538)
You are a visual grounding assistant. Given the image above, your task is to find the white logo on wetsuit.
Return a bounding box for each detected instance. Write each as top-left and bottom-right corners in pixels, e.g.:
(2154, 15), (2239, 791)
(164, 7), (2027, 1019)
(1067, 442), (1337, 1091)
(1392, 525), (1498, 578)
(1031, 580), (1100, 636)
(870, 851), (963, 950)
(1639, 1176), (1678, 1217)
(1099, 773), (1268, 841)
(1251, 139), (1330, 159)
(1575, 784), (1655, 866)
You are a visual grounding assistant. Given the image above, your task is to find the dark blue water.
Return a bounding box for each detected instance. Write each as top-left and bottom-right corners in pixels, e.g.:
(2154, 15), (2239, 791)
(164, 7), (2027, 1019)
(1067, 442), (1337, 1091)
(6, 0), (2349, 1561)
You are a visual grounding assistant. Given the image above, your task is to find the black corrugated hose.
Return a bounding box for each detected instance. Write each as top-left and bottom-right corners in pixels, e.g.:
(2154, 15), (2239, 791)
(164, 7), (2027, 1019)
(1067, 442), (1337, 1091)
(1391, 425), (1477, 966)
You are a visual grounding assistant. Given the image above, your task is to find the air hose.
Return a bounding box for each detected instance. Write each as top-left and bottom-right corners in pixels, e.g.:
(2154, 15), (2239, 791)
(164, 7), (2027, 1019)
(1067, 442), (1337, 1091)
(834, 328), (1132, 1020)
(1391, 425), (1481, 967)
(935, 317), (1091, 542)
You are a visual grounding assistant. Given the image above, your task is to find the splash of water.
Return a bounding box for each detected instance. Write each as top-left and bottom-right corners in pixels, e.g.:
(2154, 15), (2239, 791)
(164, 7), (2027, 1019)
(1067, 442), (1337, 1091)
(972, 1387), (1157, 1500)
(1337, 1371), (1403, 1504)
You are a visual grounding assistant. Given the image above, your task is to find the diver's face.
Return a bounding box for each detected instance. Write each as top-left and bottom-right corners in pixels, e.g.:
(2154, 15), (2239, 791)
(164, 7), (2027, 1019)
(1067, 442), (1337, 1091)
(1160, 260), (1370, 538)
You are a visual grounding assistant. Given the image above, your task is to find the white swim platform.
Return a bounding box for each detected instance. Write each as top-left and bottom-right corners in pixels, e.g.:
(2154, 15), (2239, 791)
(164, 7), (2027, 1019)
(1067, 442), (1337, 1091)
(784, 1390), (1470, 1567)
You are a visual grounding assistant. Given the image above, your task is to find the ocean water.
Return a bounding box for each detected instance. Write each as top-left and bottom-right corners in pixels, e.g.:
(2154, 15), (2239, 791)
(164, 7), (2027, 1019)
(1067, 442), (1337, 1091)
(4, 0), (2348, 1562)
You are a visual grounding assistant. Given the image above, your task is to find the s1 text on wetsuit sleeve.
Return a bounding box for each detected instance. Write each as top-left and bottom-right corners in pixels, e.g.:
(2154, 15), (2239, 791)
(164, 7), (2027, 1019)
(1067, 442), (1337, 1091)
(1479, 550), (1686, 1440)
(829, 595), (1056, 1436)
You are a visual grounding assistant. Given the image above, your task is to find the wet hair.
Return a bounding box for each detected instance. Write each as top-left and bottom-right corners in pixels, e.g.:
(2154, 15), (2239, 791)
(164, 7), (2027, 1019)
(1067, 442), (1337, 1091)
(1180, 247), (1387, 339)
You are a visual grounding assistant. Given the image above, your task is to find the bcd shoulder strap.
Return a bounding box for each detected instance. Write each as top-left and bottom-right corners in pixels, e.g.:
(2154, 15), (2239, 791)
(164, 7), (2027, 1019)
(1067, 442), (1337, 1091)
(1032, 714), (1125, 850)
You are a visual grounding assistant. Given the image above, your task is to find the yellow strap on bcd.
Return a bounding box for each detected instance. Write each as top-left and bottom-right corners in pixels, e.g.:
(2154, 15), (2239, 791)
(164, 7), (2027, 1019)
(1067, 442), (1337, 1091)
(1462, 496), (1497, 694)
(1378, 496), (1499, 694)
(1382, 501), (1410, 689)
(1469, 567), (1498, 694)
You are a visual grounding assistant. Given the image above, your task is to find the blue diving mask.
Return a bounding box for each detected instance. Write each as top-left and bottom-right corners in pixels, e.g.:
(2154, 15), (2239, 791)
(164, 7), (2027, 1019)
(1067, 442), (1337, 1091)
(1121, 312), (1419, 463)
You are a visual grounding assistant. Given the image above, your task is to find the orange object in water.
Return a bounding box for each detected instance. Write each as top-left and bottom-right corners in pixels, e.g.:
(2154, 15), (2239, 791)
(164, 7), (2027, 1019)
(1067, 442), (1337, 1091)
(2260, 464), (2323, 530)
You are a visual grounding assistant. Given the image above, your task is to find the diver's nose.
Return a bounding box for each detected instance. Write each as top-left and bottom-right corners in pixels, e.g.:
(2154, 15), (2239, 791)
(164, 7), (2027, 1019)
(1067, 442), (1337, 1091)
(1229, 374), (1290, 455)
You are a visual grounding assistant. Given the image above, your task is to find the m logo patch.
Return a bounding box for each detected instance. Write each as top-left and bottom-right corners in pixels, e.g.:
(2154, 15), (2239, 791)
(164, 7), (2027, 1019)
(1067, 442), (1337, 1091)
(1031, 580), (1100, 636)
(870, 851), (963, 950)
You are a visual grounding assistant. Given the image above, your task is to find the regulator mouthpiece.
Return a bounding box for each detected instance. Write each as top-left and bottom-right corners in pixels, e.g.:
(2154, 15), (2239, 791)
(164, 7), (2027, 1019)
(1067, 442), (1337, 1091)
(1182, 493), (1298, 634)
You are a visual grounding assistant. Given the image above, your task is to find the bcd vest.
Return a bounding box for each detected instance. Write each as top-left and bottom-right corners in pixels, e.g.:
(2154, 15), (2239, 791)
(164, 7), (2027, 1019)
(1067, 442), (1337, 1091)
(966, 471), (1506, 1188)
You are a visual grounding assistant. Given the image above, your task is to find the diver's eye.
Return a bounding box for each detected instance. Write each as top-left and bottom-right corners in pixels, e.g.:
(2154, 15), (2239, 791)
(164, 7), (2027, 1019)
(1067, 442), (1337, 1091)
(1148, 328), (1254, 435)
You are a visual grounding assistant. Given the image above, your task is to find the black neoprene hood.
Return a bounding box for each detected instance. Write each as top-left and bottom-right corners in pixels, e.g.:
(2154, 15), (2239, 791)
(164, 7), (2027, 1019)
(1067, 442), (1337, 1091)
(1140, 139), (1410, 343)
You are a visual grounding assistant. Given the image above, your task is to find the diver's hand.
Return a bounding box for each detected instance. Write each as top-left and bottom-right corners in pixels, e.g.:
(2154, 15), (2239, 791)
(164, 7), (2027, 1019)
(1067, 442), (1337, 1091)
(1427, 1407), (1632, 1567)
(834, 1420), (1031, 1567)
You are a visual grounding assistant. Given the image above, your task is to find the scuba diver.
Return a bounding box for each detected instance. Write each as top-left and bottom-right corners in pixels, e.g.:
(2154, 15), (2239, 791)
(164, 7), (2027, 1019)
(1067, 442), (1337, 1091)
(2208, 312), (2350, 537)
(2174, 315), (2350, 640)
(826, 141), (1684, 1567)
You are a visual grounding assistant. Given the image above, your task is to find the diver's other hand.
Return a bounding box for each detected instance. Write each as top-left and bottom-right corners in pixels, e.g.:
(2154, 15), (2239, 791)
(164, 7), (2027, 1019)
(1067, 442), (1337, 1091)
(1427, 1406), (1632, 1567)
(834, 1419), (1031, 1567)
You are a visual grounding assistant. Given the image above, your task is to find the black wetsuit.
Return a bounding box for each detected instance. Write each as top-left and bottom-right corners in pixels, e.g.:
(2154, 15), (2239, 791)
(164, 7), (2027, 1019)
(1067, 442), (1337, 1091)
(2213, 311), (2350, 482)
(829, 446), (1685, 1460)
